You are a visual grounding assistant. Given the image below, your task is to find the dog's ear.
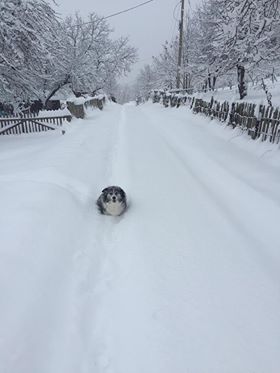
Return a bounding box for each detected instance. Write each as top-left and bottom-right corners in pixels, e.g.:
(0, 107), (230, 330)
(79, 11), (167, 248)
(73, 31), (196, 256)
(102, 187), (109, 194)
(120, 189), (126, 198)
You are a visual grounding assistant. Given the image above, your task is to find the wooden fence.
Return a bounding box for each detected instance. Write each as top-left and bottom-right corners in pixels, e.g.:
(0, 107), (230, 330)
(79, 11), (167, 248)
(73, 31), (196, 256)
(152, 90), (280, 145)
(0, 95), (106, 136)
(0, 113), (72, 136)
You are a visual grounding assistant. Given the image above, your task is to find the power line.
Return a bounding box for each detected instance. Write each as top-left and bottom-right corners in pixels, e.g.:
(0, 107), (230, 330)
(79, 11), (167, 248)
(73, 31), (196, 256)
(173, 1), (181, 22)
(69, 0), (155, 28)
(104, 0), (154, 20)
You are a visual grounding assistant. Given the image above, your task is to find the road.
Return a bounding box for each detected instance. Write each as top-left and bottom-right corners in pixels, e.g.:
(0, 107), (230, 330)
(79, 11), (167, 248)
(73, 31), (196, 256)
(0, 102), (279, 373)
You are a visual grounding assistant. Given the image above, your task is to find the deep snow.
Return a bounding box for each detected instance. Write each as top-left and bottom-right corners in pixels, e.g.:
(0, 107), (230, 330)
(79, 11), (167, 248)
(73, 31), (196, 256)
(0, 102), (280, 373)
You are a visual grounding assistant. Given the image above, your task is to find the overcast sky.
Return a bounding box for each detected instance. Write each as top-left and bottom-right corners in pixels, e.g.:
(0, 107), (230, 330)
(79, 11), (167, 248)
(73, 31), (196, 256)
(54, 0), (202, 84)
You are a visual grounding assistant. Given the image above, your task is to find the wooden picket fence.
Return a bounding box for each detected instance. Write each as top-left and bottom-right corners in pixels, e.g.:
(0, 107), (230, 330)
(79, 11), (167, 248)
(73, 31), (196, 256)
(152, 90), (280, 144)
(193, 98), (280, 143)
(0, 112), (72, 136)
(0, 96), (106, 136)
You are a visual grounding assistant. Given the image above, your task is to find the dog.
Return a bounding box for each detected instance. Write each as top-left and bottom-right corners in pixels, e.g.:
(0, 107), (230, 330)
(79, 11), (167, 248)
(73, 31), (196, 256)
(96, 186), (127, 216)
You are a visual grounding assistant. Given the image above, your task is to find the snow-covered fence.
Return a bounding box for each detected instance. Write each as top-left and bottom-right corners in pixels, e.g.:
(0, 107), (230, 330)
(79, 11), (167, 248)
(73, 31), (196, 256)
(66, 96), (106, 119)
(151, 90), (280, 145)
(0, 113), (72, 136)
(66, 102), (85, 119)
(84, 97), (105, 110)
(195, 99), (280, 143)
(255, 105), (280, 142)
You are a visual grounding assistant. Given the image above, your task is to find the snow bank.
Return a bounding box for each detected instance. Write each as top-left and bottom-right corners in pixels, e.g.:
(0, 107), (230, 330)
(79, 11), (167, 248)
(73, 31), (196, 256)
(38, 108), (71, 117)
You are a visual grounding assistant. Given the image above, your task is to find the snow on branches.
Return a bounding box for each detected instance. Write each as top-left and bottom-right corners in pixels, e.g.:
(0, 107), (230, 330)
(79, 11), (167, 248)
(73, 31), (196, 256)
(138, 0), (280, 100)
(0, 0), (59, 105)
(0, 1), (137, 108)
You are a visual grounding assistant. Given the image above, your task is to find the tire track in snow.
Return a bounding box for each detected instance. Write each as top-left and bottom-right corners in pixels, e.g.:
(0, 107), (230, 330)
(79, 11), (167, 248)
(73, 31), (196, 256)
(86, 105), (132, 373)
(154, 105), (280, 208)
(142, 108), (280, 284)
(71, 105), (134, 373)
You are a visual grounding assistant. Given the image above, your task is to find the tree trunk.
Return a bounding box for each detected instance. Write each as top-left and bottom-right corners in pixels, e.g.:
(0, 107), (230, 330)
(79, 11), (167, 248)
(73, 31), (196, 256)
(208, 72), (212, 90)
(237, 64), (247, 99)
(212, 75), (217, 91)
(44, 74), (70, 107)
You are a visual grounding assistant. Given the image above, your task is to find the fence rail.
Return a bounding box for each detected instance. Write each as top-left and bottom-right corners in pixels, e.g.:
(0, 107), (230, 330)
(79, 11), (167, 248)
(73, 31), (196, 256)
(0, 113), (72, 136)
(151, 90), (280, 145)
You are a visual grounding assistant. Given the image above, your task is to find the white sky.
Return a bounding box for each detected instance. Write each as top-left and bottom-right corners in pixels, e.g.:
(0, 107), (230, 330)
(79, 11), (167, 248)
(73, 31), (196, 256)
(54, 0), (202, 84)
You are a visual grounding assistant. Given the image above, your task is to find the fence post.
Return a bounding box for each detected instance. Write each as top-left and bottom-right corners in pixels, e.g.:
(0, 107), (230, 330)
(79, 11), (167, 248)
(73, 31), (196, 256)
(229, 103), (235, 127)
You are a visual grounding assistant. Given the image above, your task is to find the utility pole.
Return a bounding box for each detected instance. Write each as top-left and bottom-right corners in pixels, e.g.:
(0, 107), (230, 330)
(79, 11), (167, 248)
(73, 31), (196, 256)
(176, 0), (185, 89)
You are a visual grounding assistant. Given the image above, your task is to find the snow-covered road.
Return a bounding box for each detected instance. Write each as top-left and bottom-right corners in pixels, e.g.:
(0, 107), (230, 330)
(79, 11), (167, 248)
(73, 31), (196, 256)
(1, 102), (280, 373)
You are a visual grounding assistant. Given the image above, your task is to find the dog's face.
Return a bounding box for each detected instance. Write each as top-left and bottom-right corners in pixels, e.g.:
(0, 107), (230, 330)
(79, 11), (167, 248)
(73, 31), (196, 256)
(102, 186), (126, 204)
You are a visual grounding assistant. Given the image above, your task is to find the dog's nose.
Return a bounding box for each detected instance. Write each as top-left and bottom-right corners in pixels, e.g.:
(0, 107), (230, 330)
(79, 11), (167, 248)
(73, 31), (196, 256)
(112, 196), (116, 202)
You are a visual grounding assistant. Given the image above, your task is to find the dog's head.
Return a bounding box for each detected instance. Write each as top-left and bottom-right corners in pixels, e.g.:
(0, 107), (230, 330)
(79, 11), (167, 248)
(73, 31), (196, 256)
(102, 186), (126, 203)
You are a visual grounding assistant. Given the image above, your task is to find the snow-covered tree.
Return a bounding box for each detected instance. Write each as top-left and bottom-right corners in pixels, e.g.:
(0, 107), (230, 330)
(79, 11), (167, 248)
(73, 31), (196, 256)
(44, 13), (137, 103)
(0, 0), (59, 106)
(193, 0), (280, 98)
(0, 3), (137, 109)
(114, 84), (135, 104)
(152, 40), (178, 89)
(133, 64), (157, 98)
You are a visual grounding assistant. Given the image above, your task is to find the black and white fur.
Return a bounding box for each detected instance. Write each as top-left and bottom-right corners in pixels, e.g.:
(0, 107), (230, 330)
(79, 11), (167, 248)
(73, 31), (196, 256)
(96, 186), (127, 216)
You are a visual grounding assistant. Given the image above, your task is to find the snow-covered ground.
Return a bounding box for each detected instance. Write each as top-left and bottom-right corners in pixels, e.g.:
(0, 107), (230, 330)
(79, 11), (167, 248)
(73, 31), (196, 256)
(194, 77), (280, 107)
(0, 102), (280, 373)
